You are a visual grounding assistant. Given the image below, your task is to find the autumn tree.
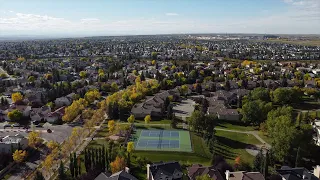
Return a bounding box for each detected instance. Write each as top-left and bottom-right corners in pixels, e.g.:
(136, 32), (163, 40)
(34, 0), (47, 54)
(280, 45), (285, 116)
(85, 89), (101, 104)
(127, 142), (134, 154)
(110, 156), (126, 173)
(144, 115), (151, 124)
(12, 150), (27, 163)
(12, 92), (23, 103)
(62, 98), (87, 122)
(127, 115), (135, 124)
(111, 82), (119, 92)
(108, 120), (115, 132)
(43, 154), (54, 174)
(180, 85), (188, 96)
(151, 60), (156, 65)
(28, 131), (41, 148)
(47, 140), (59, 151)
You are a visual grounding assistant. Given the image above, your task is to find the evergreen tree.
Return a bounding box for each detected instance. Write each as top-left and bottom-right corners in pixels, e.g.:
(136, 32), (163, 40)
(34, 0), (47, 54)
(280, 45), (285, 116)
(34, 170), (45, 180)
(91, 149), (96, 168)
(58, 161), (67, 180)
(102, 146), (106, 170)
(69, 154), (74, 178)
(140, 72), (145, 81)
(74, 153), (78, 177)
(105, 145), (109, 170)
(78, 158), (81, 176)
(253, 149), (263, 173)
(263, 151), (269, 177)
(167, 104), (173, 120)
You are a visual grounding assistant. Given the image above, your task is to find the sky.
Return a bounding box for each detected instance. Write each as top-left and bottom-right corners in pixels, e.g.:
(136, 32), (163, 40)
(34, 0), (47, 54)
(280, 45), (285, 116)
(0, 0), (319, 37)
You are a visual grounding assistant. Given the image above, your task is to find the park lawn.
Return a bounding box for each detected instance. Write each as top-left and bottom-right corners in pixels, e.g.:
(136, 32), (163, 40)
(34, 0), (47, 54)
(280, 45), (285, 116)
(258, 131), (273, 145)
(216, 120), (256, 131)
(215, 130), (262, 166)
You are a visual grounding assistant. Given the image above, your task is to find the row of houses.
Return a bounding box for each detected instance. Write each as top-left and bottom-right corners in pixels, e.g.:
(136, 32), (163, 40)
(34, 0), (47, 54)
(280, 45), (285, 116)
(94, 161), (320, 180)
(0, 134), (28, 154)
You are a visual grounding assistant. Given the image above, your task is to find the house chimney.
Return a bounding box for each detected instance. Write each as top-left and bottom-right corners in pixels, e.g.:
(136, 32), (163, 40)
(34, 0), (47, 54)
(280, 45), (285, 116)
(225, 170), (230, 180)
(314, 165), (320, 178)
(125, 167), (130, 173)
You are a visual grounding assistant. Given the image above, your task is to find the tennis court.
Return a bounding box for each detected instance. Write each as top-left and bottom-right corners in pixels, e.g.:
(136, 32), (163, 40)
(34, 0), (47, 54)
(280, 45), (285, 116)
(134, 130), (192, 152)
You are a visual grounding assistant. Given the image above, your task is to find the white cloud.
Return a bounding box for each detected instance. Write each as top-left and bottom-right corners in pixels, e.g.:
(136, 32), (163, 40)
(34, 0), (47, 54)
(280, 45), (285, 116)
(80, 18), (100, 24)
(165, 13), (179, 16)
(9, 10), (14, 13)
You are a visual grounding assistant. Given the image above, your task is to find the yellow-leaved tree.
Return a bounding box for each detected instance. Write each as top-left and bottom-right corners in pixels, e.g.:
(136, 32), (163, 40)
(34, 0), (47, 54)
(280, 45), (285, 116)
(127, 142), (134, 154)
(85, 89), (101, 104)
(12, 92), (23, 103)
(108, 120), (115, 132)
(127, 115), (135, 124)
(151, 60), (156, 65)
(12, 150), (27, 163)
(144, 115), (151, 124)
(47, 140), (59, 151)
(28, 131), (41, 148)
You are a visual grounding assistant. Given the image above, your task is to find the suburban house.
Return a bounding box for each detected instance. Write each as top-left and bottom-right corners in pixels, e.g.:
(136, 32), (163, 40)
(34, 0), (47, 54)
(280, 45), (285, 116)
(147, 161), (183, 180)
(187, 164), (224, 180)
(30, 105), (51, 122)
(95, 170), (137, 180)
(225, 170), (265, 180)
(131, 90), (175, 119)
(276, 166), (319, 180)
(206, 91), (240, 121)
(54, 96), (71, 108)
(44, 106), (65, 123)
(0, 134), (28, 154)
(312, 120), (320, 146)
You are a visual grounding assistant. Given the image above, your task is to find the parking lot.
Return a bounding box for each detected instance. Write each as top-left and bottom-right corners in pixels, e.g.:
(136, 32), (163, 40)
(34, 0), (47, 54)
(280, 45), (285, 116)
(0, 122), (73, 143)
(173, 99), (195, 121)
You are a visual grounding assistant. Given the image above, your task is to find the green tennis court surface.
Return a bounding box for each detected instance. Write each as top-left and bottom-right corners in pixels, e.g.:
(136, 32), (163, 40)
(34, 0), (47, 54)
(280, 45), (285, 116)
(134, 130), (192, 152)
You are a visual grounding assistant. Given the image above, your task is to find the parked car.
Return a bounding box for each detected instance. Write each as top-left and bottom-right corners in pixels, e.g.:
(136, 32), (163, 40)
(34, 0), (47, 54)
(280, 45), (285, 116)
(12, 123), (20, 127)
(35, 124), (43, 128)
(4, 124), (11, 128)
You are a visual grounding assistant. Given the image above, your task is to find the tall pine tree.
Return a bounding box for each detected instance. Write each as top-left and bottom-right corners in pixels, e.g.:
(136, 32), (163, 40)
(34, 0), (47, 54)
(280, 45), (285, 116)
(58, 161), (67, 180)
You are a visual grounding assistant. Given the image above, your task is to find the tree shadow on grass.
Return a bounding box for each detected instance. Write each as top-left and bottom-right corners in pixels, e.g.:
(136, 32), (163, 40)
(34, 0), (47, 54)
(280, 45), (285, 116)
(215, 136), (252, 161)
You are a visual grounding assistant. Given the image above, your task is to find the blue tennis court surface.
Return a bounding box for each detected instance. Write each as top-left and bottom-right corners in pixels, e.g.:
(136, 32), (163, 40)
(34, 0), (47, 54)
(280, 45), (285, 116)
(134, 130), (192, 152)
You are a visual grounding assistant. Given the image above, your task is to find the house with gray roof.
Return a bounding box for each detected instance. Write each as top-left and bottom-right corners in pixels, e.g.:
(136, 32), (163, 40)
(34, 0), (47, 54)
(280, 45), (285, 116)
(147, 161), (183, 180)
(95, 170), (137, 180)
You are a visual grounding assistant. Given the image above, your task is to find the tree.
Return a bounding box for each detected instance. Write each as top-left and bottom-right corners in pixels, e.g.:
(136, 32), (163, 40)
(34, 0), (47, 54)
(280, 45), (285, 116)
(28, 76), (35, 83)
(253, 149), (264, 173)
(58, 161), (67, 180)
(110, 156), (126, 173)
(34, 170), (45, 180)
(12, 150), (27, 163)
(79, 71), (87, 78)
(43, 154), (54, 174)
(127, 142), (134, 154)
(151, 60), (156, 65)
(28, 131), (41, 148)
(266, 113), (296, 162)
(47, 140), (59, 151)
(12, 92), (23, 103)
(111, 82), (119, 92)
(249, 87), (270, 102)
(127, 115), (135, 124)
(240, 100), (272, 125)
(108, 120), (115, 132)
(7, 109), (23, 121)
(144, 115), (151, 124)
(84, 89), (101, 104)
(188, 110), (205, 132)
(180, 85), (189, 96)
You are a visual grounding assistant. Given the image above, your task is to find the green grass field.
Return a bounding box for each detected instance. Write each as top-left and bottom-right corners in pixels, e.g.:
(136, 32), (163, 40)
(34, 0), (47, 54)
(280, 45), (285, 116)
(215, 130), (261, 165)
(216, 120), (256, 131)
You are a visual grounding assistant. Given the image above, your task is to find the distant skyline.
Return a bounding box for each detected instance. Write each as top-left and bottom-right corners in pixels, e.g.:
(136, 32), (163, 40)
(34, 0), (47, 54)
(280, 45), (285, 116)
(0, 0), (319, 37)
